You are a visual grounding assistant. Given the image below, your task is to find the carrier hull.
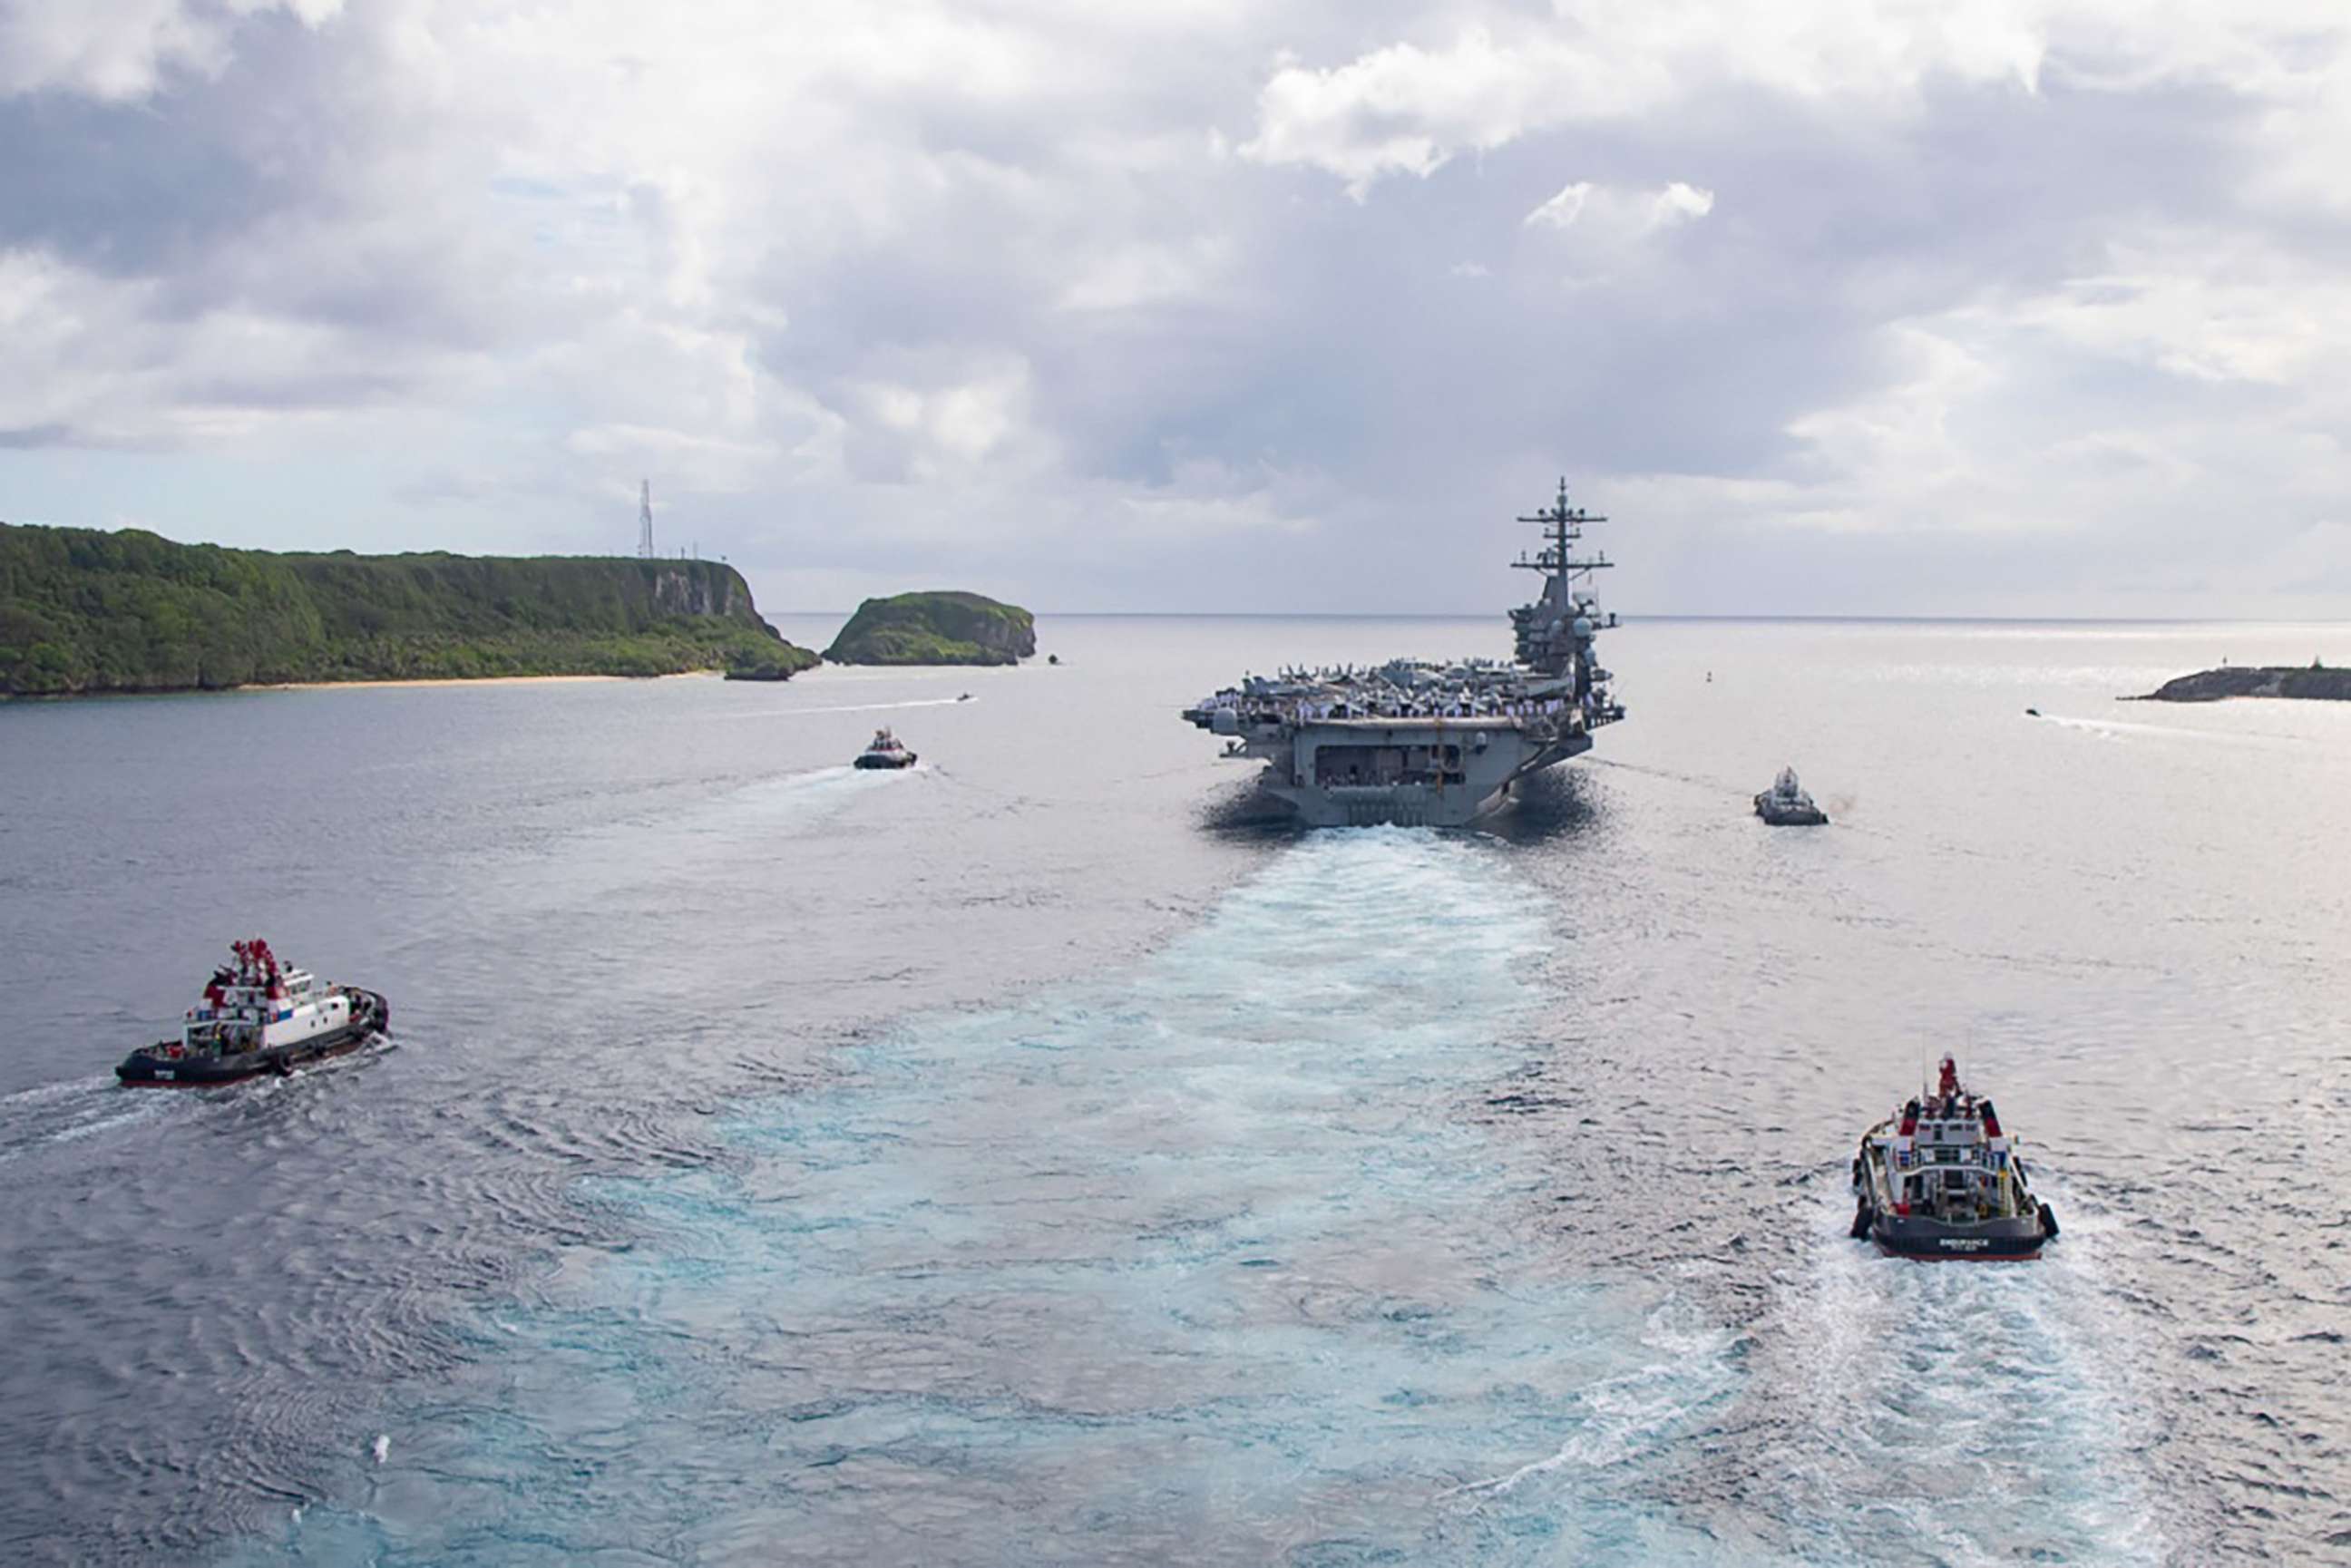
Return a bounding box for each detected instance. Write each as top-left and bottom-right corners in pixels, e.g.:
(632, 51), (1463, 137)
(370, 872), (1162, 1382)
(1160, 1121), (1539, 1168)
(1250, 722), (1591, 828)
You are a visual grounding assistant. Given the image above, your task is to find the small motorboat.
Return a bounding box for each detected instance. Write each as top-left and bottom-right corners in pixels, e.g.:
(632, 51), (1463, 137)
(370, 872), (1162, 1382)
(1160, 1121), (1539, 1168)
(957, 692), (972, 702)
(854, 727), (918, 769)
(116, 939), (389, 1087)
(2025, 706), (2042, 717)
(1849, 1054), (2056, 1260)
(1754, 766), (1829, 825)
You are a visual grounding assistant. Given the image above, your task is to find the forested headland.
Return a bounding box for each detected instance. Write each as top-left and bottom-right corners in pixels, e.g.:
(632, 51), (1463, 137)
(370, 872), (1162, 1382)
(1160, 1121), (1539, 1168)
(0, 522), (816, 696)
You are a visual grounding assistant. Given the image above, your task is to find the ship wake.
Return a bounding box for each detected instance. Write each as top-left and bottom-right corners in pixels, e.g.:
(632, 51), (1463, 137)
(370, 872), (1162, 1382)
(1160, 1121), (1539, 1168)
(270, 830), (1740, 1565)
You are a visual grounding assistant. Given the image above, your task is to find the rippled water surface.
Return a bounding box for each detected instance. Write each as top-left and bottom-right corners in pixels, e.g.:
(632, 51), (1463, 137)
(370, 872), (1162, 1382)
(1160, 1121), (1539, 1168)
(3, 617), (2346, 1564)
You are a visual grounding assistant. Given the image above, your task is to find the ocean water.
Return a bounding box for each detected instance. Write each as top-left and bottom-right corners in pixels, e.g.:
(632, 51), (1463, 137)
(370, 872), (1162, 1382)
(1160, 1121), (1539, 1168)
(1, 617), (2346, 1564)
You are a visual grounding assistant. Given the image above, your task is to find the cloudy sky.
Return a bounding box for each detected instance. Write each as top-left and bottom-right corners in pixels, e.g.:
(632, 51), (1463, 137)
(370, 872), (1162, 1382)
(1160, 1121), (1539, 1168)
(3, 1), (2347, 616)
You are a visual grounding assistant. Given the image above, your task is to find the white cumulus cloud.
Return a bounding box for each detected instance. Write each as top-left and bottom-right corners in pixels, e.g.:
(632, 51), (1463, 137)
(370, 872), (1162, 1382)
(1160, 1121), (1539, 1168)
(4, 0), (2351, 615)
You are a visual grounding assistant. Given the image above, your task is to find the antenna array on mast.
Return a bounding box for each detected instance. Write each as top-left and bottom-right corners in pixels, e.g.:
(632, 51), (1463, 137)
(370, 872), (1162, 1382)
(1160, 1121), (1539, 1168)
(1511, 476), (1611, 582)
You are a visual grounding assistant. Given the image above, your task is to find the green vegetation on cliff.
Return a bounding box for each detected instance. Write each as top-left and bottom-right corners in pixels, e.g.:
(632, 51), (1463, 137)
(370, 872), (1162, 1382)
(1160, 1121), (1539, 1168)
(0, 522), (816, 696)
(824, 590), (1036, 666)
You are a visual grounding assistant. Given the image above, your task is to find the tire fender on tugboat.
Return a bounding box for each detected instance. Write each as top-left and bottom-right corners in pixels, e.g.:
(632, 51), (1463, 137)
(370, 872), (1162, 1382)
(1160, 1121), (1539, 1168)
(2038, 1201), (2059, 1240)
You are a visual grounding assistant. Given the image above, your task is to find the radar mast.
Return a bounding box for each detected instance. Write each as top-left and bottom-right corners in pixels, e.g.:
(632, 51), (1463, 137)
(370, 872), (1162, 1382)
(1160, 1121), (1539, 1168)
(1508, 477), (1614, 677)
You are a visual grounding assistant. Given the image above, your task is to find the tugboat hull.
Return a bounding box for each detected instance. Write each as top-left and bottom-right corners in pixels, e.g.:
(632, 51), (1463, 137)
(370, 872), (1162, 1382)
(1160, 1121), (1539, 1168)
(1755, 795), (1829, 826)
(116, 989), (389, 1087)
(1865, 1208), (2048, 1261)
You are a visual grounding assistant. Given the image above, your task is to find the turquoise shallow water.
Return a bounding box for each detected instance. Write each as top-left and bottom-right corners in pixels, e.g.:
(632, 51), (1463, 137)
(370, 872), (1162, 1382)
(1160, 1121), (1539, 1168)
(256, 832), (1745, 1564)
(3, 617), (2347, 1563)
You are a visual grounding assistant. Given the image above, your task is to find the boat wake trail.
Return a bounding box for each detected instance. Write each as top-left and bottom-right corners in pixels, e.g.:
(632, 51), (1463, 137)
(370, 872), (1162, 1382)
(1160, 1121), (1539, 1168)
(281, 829), (1742, 1566)
(457, 758), (906, 921)
(0, 1075), (174, 1165)
(711, 696), (972, 721)
(1749, 1189), (2167, 1566)
(728, 762), (901, 808)
(2039, 713), (2308, 751)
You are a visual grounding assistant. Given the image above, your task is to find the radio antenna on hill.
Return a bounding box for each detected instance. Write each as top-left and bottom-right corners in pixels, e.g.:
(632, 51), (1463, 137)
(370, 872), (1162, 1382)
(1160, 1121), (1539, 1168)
(637, 479), (655, 559)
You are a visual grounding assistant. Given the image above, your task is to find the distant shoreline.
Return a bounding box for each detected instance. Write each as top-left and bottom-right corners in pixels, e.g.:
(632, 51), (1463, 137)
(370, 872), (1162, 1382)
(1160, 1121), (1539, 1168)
(0, 524), (815, 699)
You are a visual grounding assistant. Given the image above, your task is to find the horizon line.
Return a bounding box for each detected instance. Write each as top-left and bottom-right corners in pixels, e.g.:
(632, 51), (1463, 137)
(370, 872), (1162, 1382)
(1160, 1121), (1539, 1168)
(765, 610), (2351, 627)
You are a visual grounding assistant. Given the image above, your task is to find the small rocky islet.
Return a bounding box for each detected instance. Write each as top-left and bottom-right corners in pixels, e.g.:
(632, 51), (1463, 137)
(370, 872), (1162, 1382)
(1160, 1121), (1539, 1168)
(822, 589), (1035, 667)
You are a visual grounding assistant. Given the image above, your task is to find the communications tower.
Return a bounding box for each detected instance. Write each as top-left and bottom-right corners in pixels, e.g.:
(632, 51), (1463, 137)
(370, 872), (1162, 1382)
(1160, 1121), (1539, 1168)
(637, 479), (655, 559)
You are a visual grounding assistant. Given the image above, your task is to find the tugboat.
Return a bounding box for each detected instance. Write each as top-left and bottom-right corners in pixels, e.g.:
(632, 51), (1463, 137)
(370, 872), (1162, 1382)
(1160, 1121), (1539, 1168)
(1754, 766), (1829, 825)
(1849, 1054), (2057, 1260)
(116, 940), (389, 1087)
(854, 727), (917, 769)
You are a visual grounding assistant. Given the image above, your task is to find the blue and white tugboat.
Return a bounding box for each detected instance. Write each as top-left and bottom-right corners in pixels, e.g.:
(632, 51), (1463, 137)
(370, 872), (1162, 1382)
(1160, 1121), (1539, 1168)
(1850, 1055), (2057, 1260)
(115, 939), (389, 1086)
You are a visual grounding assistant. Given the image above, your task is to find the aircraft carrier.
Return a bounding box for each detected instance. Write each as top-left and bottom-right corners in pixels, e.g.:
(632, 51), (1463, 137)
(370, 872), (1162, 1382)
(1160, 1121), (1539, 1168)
(1183, 478), (1624, 827)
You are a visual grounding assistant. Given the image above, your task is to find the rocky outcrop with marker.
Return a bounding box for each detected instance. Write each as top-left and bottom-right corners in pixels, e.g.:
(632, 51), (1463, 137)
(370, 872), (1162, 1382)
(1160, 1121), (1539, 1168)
(2133, 664), (2351, 702)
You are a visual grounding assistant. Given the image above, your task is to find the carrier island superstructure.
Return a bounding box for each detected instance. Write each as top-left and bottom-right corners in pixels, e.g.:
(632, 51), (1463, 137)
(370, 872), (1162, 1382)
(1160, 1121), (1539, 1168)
(1183, 479), (1624, 827)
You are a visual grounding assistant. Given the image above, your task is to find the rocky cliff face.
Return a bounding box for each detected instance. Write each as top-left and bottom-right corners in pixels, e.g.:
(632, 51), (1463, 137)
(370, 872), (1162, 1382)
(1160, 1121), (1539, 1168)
(2137, 665), (2351, 701)
(648, 563), (763, 624)
(824, 590), (1036, 666)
